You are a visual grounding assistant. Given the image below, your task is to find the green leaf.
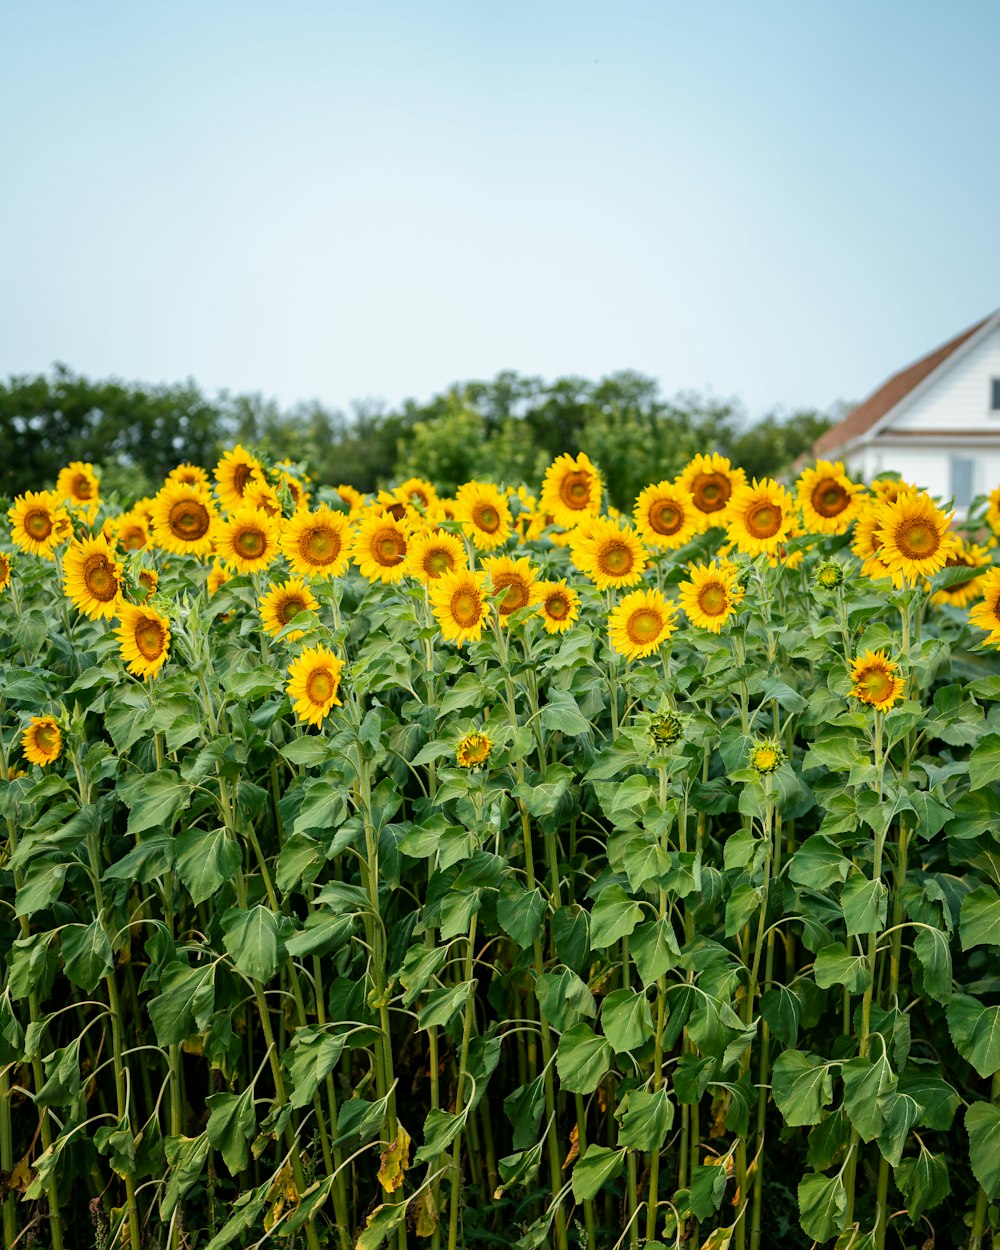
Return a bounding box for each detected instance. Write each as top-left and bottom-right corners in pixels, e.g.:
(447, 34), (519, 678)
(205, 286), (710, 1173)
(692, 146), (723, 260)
(630, 917), (681, 986)
(967, 1102), (1000, 1200)
(725, 883), (761, 937)
(616, 1087), (674, 1151)
(898, 1073), (960, 1131)
(535, 968), (596, 1032)
(496, 1141), (544, 1195)
(552, 904), (590, 973)
(418, 981), (472, 1030)
(894, 1146), (951, 1221)
(689, 1161), (728, 1220)
(355, 1203), (408, 1250)
(292, 778), (349, 835)
(621, 829), (672, 891)
(771, 1050), (834, 1127)
(61, 918), (114, 992)
(947, 994), (1000, 1078)
(160, 1134), (211, 1222)
(118, 768), (188, 835)
(788, 835), (852, 891)
(969, 734), (1000, 791)
(601, 989), (653, 1054)
(504, 1076), (545, 1151)
(221, 906), (280, 983)
(912, 927), (952, 1003)
(961, 886), (1000, 950)
(842, 1047), (897, 1142)
(841, 875), (888, 937)
(760, 986), (800, 1048)
(413, 1107), (464, 1164)
(814, 942), (871, 993)
(513, 766), (573, 818)
(540, 689), (591, 737)
(205, 1088), (256, 1174)
(556, 1023), (612, 1094)
(571, 1145), (626, 1202)
(14, 860), (67, 918)
(175, 826), (242, 907)
(148, 962), (215, 1046)
(286, 1027), (346, 1109)
(398, 944), (448, 1009)
(496, 881), (546, 948)
(589, 885), (643, 949)
(796, 1171), (847, 1243)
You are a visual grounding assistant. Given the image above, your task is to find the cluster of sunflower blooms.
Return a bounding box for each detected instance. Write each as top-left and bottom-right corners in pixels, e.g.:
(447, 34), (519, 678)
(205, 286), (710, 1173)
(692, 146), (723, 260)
(5, 446), (1000, 767)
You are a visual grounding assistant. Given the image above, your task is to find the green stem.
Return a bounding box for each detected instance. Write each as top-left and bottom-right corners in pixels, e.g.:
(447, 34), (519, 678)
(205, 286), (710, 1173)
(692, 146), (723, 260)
(969, 1071), (1000, 1249)
(447, 913), (479, 1250)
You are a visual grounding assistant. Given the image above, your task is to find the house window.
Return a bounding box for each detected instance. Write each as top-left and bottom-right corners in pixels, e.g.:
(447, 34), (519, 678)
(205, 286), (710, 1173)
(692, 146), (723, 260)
(951, 456), (975, 509)
(992, 378), (1000, 410)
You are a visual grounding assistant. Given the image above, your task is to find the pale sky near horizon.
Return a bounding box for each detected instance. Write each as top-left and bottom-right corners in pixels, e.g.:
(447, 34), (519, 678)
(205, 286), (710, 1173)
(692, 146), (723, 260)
(1, 1), (997, 420)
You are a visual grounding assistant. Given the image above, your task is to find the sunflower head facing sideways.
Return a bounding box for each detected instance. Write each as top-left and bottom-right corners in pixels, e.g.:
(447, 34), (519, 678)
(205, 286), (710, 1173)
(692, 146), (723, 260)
(678, 562), (743, 633)
(115, 602), (171, 680)
(286, 645), (344, 727)
(796, 460), (862, 536)
(167, 462), (210, 489)
(150, 482), (218, 557)
(63, 533), (124, 620)
(608, 587), (678, 661)
(0, 552), (11, 595)
(454, 481), (513, 551)
(351, 511), (410, 583)
(678, 454), (747, 530)
(632, 480), (698, 550)
(214, 506), (283, 575)
(429, 567), (489, 646)
(8, 490), (70, 559)
(484, 554), (540, 623)
(207, 559), (231, 597)
(22, 716), (63, 767)
(727, 477), (796, 556)
(537, 580), (580, 634)
(873, 491), (956, 581)
(259, 576), (319, 641)
(456, 730), (492, 770)
(968, 567), (1000, 646)
(55, 461), (100, 516)
(571, 516), (648, 591)
(539, 453), (602, 529)
(114, 510), (151, 552)
(849, 649), (905, 712)
(407, 529), (467, 584)
(214, 444), (263, 512)
(281, 505), (351, 580)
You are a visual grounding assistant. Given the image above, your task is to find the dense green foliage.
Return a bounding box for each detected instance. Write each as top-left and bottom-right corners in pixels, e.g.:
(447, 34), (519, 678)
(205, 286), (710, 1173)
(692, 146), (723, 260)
(1, 366), (832, 505)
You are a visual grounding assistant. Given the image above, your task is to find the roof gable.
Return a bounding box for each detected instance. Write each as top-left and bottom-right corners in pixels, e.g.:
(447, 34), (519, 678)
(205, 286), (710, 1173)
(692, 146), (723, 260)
(816, 312), (997, 456)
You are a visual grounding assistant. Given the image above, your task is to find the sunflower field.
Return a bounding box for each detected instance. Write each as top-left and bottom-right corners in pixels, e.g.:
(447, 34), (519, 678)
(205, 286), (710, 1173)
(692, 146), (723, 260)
(4, 449), (1000, 1250)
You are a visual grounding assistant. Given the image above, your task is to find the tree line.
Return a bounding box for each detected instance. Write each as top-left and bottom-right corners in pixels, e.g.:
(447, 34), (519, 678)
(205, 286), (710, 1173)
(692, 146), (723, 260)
(0, 364), (835, 508)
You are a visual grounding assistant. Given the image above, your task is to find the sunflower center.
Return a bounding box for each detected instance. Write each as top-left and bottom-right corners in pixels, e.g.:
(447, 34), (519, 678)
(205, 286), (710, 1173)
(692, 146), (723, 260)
(134, 617), (166, 660)
(300, 524), (341, 565)
(753, 747), (778, 770)
(858, 668), (893, 702)
(813, 479), (849, 517)
(373, 529), (405, 566)
(473, 504), (500, 533)
(697, 583), (727, 616)
(546, 593), (569, 619)
(84, 553), (119, 601)
(628, 608), (663, 644)
(450, 587), (482, 627)
(279, 596), (307, 625)
(169, 500), (211, 540)
(72, 474), (93, 500)
(896, 519), (939, 560)
(35, 723), (58, 750)
(235, 527), (267, 559)
(306, 668), (335, 703)
(746, 501), (782, 539)
(138, 571), (157, 595)
(692, 473), (729, 512)
(651, 502), (683, 534)
(601, 540), (635, 576)
(496, 577), (529, 615)
(425, 548), (454, 576)
(25, 509), (53, 540)
(464, 737), (489, 763)
(560, 473), (592, 509)
(233, 463), (255, 496)
(120, 525), (147, 551)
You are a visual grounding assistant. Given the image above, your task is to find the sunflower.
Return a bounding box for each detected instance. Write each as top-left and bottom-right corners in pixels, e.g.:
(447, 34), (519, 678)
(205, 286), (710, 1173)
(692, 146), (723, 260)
(8, 490), (68, 559)
(456, 731), (492, 769)
(678, 562), (742, 633)
(21, 716), (62, 767)
(214, 444), (263, 512)
(55, 461), (100, 512)
(260, 577), (319, 641)
(748, 739), (784, 775)
(214, 506), (283, 575)
(243, 479), (283, 518)
(796, 460), (862, 536)
(351, 511), (410, 583)
(484, 555), (541, 622)
(150, 482), (218, 557)
(281, 505), (351, 579)
(395, 477), (438, 512)
(114, 511), (150, 552)
(167, 463), (210, 488)
(633, 481), (699, 550)
(873, 491), (957, 581)
(63, 534), (123, 620)
(727, 478), (796, 556)
(336, 484), (366, 515)
(931, 541), (991, 608)
(539, 453), (602, 529)
(648, 710), (683, 749)
(608, 587), (678, 661)
(207, 559), (231, 597)
(813, 559), (845, 590)
(849, 649), (905, 712)
(286, 645), (344, 726)
(968, 568), (1000, 645)
(115, 603), (171, 680)
(869, 477), (917, 507)
(429, 568), (489, 646)
(537, 580), (580, 634)
(678, 454), (747, 529)
(136, 568), (159, 600)
(276, 467), (310, 511)
(455, 481), (513, 551)
(850, 506), (903, 588)
(407, 530), (467, 583)
(0, 552), (11, 595)
(131, 497), (156, 526)
(572, 517), (648, 592)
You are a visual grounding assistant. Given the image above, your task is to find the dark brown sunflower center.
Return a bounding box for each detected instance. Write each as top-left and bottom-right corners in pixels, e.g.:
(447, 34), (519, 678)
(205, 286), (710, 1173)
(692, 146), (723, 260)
(560, 473), (592, 509)
(120, 525), (147, 551)
(279, 596), (307, 625)
(496, 577), (529, 615)
(35, 723), (58, 750)
(72, 474), (93, 499)
(692, 473), (730, 512)
(812, 479), (849, 518)
(698, 583), (727, 615)
(451, 588), (481, 627)
(235, 527), (267, 559)
(233, 463), (255, 496)
(373, 529), (405, 566)
(746, 502), (782, 539)
(651, 501), (683, 534)
(84, 553), (119, 601)
(25, 509), (53, 540)
(169, 500), (211, 540)
(628, 608), (663, 644)
(300, 524), (341, 565)
(473, 504), (500, 533)
(546, 593), (569, 619)
(601, 540), (635, 575)
(306, 668), (335, 703)
(896, 519), (938, 559)
(425, 548), (454, 576)
(134, 618), (166, 660)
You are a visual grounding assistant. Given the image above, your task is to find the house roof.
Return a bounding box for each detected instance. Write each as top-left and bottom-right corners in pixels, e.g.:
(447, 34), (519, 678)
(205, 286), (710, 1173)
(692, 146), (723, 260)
(815, 313), (995, 457)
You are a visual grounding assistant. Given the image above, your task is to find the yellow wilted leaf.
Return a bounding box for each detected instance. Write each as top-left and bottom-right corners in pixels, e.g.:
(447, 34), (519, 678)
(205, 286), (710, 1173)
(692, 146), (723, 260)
(414, 1188), (438, 1238)
(562, 1123), (580, 1171)
(700, 1226), (732, 1250)
(377, 1124), (411, 1193)
(8, 1154), (32, 1193)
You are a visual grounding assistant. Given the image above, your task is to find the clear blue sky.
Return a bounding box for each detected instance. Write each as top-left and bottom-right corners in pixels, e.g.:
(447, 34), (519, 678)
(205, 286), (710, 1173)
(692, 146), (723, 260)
(1, 1), (997, 418)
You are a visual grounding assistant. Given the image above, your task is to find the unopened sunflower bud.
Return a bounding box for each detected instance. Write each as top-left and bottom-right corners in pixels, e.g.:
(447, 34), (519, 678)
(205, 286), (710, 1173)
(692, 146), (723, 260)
(748, 738), (784, 775)
(814, 559), (844, 590)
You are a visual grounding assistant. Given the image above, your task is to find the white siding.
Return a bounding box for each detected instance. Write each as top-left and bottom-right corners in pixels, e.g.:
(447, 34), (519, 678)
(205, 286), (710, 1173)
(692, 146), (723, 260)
(863, 440), (1000, 510)
(890, 323), (1000, 432)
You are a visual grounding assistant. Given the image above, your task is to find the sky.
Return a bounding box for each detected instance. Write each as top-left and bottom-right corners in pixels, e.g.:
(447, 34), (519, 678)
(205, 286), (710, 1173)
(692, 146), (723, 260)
(1, 1), (998, 420)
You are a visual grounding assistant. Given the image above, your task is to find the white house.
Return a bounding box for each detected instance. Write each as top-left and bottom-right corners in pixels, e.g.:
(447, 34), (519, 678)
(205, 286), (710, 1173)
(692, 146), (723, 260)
(815, 309), (1000, 512)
